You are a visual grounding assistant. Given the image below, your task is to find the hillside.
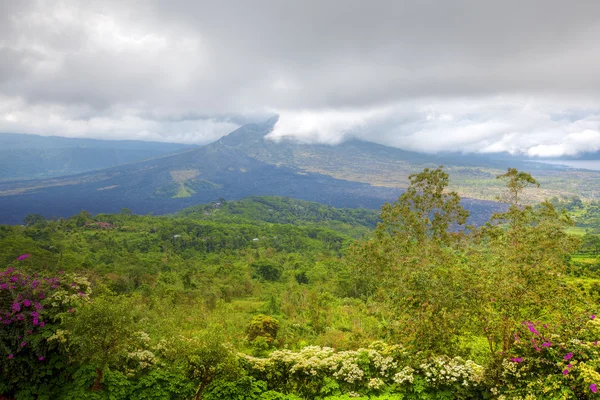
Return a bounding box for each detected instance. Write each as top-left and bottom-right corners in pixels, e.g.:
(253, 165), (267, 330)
(217, 121), (600, 202)
(0, 133), (196, 181)
(177, 196), (381, 238)
(2, 169), (598, 399)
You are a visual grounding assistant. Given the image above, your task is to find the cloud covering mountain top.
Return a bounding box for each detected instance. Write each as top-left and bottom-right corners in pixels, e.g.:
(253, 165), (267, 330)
(2, 1), (600, 156)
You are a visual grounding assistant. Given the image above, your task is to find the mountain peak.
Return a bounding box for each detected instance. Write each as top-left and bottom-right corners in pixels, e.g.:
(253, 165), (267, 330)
(217, 116), (278, 147)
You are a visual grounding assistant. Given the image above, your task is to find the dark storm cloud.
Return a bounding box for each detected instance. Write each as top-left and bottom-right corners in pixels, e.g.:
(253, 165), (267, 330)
(1, 0), (600, 154)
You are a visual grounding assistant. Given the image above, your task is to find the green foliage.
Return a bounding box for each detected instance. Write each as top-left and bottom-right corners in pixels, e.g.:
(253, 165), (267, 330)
(252, 260), (283, 282)
(203, 376), (267, 400)
(1, 181), (599, 399)
(345, 167), (472, 353)
(247, 315), (280, 345)
(156, 328), (241, 399)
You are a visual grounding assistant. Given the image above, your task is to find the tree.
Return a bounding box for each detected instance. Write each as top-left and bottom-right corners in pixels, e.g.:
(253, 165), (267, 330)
(62, 295), (143, 390)
(251, 260), (282, 282)
(473, 170), (581, 354)
(495, 168), (539, 207)
(345, 167), (473, 353)
(23, 213), (46, 227)
(582, 233), (600, 255)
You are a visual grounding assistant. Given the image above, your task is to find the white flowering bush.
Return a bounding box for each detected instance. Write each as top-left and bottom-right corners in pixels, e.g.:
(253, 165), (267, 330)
(240, 342), (485, 398)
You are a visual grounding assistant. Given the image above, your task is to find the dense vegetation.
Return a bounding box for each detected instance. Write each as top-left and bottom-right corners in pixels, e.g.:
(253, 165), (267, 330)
(1, 169), (599, 399)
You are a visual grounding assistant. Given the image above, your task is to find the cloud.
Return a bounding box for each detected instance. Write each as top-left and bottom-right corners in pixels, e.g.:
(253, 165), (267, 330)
(1, 0), (600, 153)
(270, 98), (600, 157)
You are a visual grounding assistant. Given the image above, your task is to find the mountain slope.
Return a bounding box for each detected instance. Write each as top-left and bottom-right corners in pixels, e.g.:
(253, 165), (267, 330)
(0, 119), (503, 225)
(0, 133), (197, 181)
(216, 122), (600, 201)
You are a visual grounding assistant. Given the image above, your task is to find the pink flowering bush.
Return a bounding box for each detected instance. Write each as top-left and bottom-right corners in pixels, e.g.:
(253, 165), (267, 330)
(0, 256), (91, 394)
(495, 316), (600, 398)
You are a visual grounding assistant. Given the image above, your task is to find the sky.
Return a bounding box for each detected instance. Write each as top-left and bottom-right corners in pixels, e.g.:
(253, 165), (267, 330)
(1, 1), (600, 157)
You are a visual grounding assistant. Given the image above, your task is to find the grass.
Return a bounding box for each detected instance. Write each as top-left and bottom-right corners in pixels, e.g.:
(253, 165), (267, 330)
(173, 183), (194, 198)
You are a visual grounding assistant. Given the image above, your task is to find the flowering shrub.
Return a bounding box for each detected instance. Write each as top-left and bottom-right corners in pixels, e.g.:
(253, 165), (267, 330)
(495, 317), (600, 399)
(241, 342), (485, 398)
(0, 256), (91, 394)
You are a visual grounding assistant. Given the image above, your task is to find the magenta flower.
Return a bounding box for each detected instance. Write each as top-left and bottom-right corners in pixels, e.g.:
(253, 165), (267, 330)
(20, 341), (27, 347)
(23, 299), (31, 307)
(16, 254), (30, 261)
(563, 369), (569, 375)
(510, 357), (523, 363)
(38, 356), (44, 361)
(564, 352), (573, 361)
(524, 321), (540, 336)
(592, 315), (596, 320)
(591, 384), (598, 393)
(542, 341), (552, 347)
(11, 302), (21, 312)
(8, 354), (13, 359)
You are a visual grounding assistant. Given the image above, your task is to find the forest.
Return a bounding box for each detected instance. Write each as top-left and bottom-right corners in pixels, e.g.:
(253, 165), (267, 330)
(1, 168), (600, 399)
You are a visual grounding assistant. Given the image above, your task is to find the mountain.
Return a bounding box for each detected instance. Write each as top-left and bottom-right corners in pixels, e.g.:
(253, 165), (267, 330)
(0, 119), (504, 225)
(0, 133), (197, 181)
(217, 123), (600, 202)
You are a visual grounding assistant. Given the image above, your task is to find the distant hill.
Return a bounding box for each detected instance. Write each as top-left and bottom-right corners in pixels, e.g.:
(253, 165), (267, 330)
(177, 196), (381, 237)
(0, 120), (504, 225)
(0, 133), (197, 181)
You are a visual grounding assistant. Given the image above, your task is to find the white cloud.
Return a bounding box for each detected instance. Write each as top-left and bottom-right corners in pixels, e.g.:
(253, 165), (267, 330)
(2, 1), (600, 154)
(270, 98), (600, 157)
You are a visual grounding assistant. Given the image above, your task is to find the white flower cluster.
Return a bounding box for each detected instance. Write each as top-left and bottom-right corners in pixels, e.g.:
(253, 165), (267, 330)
(420, 356), (484, 387)
(368, 377), (385, 390)
(241, 343), (484, 394)
(243, 345), (373, 384)
(48, 275), (92, 307)
(393, 366), (415, 385)
(136, 330), (151, 344)
(333, 358), (364, 383)
(126, 349), (157, 370)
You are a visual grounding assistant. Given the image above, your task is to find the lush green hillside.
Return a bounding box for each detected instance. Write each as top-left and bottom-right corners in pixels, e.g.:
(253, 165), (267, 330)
(1, 170), (599, 399)
(177, 196), (380, 237)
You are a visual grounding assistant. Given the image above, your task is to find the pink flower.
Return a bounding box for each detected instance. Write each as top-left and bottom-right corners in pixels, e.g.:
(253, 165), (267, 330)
(17, 254), (30, 261)
(564, 352), (573, 361)
(591, 384), (598, 393)
(591, 315), (596, 320)
(8, 354), (13, 359)
(23, 299), (31, 307)
(510, 357), (523, 363)
(38, 356), (44, 361)
(563, 369), (569, 375)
